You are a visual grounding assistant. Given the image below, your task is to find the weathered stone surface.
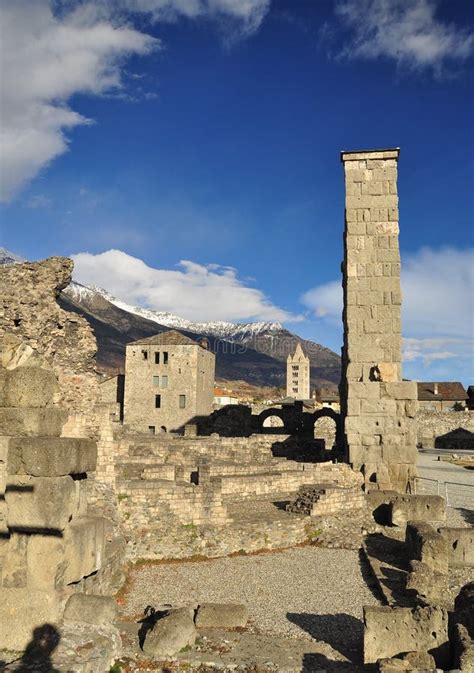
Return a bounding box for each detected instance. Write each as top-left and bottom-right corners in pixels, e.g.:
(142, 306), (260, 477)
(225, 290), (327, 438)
(391, 495), (446, 527)
(0, 257), (98, 415)
(363, 605), (449, 667)
(63, 593), (117, 625)
(195, 603), (249, 629)
(26, 535), (65, 591)
(63, 516), (107, 584)
(1, 533), (28, 587)
(0, 407), (67, 437)
(438, 527), (474, 568)
(7, 436), (97, 476)
(405, 522), (448, 574)
(0, 587), (60, 650)
(0, 367), (58, 408)
(5, 475), (77, 531)
(406, 560), (447, 606)
(143, 608), (197, 658)
(53, 621), (122, 673)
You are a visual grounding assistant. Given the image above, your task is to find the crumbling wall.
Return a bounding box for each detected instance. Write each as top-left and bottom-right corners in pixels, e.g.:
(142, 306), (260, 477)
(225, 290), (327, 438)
(0, 257), (98, 416)
(416, 409), (474, 447)
(340, 149), (418, 492)
(0, 337), (125, 652)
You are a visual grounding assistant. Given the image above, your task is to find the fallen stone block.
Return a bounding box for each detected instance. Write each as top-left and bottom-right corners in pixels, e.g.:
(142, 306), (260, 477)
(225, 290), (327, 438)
(5, 474), (77, 531)
(63, 516), (107, 584)
(405, 522), (448, 574)
(406, 560), (448, 606)
(363, 605), (449, 667)
(0, 367), (58, 408)
(7, 436), (97, 476)
(195, 603), (249, 629)
(438, 527), (474, 568)
(452, 581), (474, 670)
(53, 621), (122, 673)
(390, 495), (446, 527)
(63, 593), (117, 626)
(379, 650), (437, 672)
(0, 587), (61, 650)
(142, 607), (196, 658)
(0, 407), (67, 437)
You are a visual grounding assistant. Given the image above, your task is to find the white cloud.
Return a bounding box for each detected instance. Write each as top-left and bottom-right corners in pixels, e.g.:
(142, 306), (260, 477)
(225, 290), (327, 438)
(71, 249), (300, 323)
(334, 0), (474, 72)
(0, 0), (157, 202)
(0, 0), (270, 202)
(301, 247), (474, 369)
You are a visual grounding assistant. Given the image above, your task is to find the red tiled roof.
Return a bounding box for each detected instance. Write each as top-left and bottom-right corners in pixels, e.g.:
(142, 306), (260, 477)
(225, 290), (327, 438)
(417, 382), (467, 401)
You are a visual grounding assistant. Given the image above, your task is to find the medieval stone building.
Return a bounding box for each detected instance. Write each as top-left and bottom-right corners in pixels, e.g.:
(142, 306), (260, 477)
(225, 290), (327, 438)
(123, 330), (215, 433)
(286, 343), (310, 400)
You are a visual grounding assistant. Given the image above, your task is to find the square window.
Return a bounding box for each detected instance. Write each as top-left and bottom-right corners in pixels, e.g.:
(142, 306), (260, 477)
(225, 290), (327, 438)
(148, 426), (155, 435)
(161, 375), (168, 389)
(163, 351), (169, 365)
(142, 350), (148, 360)
(153, 376), (159, 387)
(155, 352), (160, 364)
(179, 394), (186, 409)
(155, 394), (161, 409)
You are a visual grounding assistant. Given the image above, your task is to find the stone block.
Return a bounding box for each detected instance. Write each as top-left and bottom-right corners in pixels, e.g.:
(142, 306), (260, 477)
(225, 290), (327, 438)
(195, 603), (249, 629)
(143, 608), (196, 658)
(363, 605), (449, 667)
(0, 407), (67, 437)
(5, 475), (77, 531)
(63, 516), (107, 584)
(405, 521), (448, 574)
(1, 532), (28, 587)
(0, 587), (61, 650)
(0, 367), (58, 408)
(63, 593), (117, 625)
(406, 560), (448, 605)
(438, 527), (474, 568)
(391, 496), (446, 527)
(383, 382), (418, 401)
(7, 436), (97, 476)
(26, 535), (65, 590)
(452, 582), (474, 670)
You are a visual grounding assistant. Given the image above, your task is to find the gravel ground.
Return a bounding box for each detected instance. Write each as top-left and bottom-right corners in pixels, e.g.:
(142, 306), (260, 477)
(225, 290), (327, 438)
(121, 547), (379, 659)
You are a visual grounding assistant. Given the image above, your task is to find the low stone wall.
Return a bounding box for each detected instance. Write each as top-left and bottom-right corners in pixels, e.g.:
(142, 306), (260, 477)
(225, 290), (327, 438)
(416, 409), (474, 447)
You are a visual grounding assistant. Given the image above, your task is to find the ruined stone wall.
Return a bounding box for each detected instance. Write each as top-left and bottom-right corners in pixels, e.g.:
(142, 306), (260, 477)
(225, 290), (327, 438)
(416, 410), (474, 447)
(340, 149), (418, 492)
(0, 257), (99, 417)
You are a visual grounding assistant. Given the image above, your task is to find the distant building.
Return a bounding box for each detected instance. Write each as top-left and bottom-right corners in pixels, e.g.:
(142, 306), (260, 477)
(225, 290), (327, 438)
(316, 387), (340, 411)
(286, 343), (310, 400)
(123, 330), (215, 433)
(417, 382), (467, 411)
(213, 387), (239, 406)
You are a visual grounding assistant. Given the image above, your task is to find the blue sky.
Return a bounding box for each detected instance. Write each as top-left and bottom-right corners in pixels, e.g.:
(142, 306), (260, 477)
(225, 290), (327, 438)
(1, 0), (473, 384)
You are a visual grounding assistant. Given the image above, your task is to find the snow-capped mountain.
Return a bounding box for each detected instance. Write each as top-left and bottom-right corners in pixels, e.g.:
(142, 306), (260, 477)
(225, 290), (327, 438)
(64, 281), (284, 343)
(0, 247), (25, 265)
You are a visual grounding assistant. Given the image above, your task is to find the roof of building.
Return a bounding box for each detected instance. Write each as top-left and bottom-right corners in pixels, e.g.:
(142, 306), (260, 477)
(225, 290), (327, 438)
(417, 382), (467, 401)
(128, 330), (200, 347)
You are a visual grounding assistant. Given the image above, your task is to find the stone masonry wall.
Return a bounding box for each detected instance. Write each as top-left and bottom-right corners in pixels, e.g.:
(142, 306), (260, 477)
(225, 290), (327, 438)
(0, 257), (99, 417)
(340, 149), (418, 492)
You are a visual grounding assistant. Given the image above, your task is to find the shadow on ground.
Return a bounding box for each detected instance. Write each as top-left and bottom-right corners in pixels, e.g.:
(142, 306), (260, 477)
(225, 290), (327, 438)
(287, 612), (363, 663)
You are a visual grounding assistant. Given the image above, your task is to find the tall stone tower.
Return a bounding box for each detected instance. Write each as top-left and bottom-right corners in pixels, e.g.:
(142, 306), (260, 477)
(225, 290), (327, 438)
(340, 149), (418, 493)
(287, 343), (310, 400)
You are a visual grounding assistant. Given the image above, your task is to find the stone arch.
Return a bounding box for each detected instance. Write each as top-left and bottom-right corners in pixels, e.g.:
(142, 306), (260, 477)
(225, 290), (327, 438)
(262, 415), (285, 429)
(312, 408), (343, 451)
(257, 408), (288, 433)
